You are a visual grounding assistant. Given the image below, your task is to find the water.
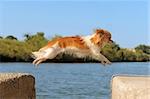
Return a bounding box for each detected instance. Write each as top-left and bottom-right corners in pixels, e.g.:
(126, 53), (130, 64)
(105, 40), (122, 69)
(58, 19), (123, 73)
(0, 62), (149, 99)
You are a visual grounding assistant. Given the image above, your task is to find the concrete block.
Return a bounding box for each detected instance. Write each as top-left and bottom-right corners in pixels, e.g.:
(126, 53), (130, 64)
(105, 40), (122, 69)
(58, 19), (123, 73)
(112, 75), (150, 99)
(0, 73), (35, 99)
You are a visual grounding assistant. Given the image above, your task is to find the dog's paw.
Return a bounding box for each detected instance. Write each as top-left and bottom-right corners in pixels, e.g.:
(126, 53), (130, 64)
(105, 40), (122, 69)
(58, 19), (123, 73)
(101, 60), (111, 66)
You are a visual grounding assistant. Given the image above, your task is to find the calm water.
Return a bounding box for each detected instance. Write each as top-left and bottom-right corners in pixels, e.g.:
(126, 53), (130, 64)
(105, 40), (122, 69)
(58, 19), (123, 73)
(0, 62), (149, 99)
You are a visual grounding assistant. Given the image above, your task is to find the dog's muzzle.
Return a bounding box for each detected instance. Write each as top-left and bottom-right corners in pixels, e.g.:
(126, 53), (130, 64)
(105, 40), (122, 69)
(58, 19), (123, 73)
(109, 40), (113, 44)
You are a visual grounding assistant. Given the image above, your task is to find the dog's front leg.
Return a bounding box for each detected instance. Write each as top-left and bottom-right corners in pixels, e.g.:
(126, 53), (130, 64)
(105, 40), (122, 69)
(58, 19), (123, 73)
(92, 53), (111, 65)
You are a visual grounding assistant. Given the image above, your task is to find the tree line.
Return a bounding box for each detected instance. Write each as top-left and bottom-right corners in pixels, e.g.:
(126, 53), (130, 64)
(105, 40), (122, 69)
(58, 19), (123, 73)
(0, 32), (149, 62)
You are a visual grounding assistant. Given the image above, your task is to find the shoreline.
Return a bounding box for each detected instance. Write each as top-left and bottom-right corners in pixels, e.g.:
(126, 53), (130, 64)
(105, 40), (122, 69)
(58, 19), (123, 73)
(0, 61), (149, 63)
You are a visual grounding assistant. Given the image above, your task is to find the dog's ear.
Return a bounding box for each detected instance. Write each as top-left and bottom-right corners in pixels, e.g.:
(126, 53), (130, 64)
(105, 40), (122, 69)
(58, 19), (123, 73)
(96, 29), (104, 36)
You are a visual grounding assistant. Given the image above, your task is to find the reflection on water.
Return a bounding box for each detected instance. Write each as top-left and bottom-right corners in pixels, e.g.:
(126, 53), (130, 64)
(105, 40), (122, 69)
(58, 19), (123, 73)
(0, 62), (149, 99)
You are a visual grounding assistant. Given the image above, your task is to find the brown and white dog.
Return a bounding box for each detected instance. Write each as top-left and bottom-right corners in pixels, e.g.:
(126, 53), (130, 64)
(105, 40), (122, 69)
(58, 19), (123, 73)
(32, 29), (113, 66)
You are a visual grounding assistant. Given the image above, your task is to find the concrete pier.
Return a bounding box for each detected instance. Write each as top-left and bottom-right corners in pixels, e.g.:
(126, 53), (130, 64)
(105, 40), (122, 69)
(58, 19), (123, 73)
(0, 73), (35, 99)
(112, 75), (150, 99)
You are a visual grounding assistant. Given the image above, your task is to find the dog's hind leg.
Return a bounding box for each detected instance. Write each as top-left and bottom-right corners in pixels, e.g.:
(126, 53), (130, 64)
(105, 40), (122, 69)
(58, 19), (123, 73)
(34, 58), (47, 66)
(33, 47), (61, 65)
(32, 57), (42, 65)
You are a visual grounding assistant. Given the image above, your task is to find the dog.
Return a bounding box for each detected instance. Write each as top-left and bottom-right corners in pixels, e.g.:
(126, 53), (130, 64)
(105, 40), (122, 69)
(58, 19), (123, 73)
(32, 29), (113, 66)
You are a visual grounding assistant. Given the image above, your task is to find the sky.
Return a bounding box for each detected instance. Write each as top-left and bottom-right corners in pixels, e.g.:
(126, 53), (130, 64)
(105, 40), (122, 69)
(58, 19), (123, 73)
(0, 0), (149, 48)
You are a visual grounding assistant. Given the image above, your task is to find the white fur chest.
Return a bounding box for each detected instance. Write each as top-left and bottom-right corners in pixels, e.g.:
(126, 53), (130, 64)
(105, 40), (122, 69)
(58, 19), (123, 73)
(81, 35), (100, 54)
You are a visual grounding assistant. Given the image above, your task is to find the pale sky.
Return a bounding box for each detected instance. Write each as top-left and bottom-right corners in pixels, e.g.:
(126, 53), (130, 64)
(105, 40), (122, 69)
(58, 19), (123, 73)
(0, 0), (149, 48)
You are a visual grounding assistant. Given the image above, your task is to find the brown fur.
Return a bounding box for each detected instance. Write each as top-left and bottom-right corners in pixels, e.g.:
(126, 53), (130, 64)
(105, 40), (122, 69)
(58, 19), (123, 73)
(57, 37), (89, 49)
(40, 36), (89, 51)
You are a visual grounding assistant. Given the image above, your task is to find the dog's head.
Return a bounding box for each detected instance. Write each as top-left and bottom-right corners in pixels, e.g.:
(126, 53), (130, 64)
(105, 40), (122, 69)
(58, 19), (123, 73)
(91, 29), (113, 48)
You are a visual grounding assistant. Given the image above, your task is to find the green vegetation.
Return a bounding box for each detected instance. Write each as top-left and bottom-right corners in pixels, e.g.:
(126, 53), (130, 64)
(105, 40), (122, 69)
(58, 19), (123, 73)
(0, 33), (149, 62)
(101, 43), (149, 62)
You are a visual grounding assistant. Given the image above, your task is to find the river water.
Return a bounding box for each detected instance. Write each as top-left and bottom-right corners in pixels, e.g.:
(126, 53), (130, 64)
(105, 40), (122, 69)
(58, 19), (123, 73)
(0, 62), (149, 99)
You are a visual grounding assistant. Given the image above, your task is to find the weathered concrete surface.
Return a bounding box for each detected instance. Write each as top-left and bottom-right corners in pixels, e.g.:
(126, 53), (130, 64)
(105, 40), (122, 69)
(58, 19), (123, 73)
(0, 73), (35, 99)
(112, 76), (150, 99)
